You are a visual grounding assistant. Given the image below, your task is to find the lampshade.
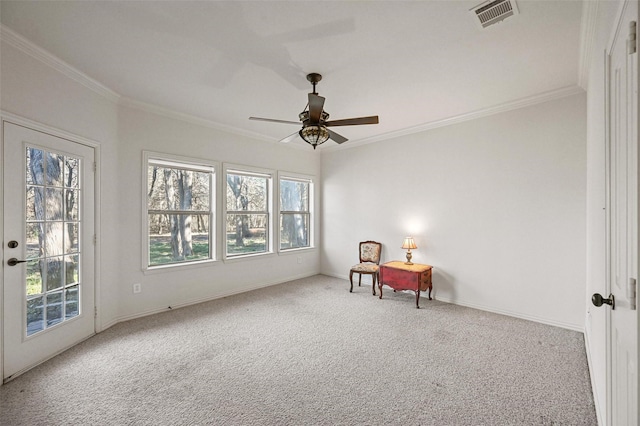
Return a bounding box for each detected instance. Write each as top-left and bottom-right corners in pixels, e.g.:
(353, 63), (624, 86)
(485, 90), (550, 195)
(401, 237), (417, 250)
(299, 125), (330, 149)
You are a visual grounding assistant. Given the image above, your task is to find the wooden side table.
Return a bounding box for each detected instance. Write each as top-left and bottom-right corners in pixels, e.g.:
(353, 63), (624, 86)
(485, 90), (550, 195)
(378, 261), (433, 308)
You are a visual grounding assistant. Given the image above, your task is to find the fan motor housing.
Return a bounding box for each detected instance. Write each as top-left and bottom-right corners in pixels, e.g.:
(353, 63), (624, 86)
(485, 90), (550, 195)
(306, 73), (322, 84)
(299, 110), (330, 125)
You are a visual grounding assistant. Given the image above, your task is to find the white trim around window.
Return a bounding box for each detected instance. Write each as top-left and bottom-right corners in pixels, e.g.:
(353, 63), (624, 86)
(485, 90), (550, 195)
(277, 171), (315, 253)
(223, 163), (275, 260)
(142, 151), (219, 273)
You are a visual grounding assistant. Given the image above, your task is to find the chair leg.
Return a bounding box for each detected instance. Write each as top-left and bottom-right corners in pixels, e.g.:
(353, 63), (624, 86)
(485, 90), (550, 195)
(349, 270), (354, 292)
(358, 274), (362, 287)
(372, 273), (377, 296)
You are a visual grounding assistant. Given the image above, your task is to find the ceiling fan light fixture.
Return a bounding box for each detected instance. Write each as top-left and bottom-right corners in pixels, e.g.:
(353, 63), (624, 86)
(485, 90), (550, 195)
(250, 73), (378, 149)
(300, 125), (330, 149)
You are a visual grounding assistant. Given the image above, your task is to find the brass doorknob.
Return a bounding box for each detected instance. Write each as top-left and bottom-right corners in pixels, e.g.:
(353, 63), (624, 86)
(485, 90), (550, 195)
(592, 293), (615, 309)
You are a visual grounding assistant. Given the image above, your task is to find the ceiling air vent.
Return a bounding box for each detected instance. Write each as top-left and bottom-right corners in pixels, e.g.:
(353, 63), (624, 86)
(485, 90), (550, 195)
(470, 0), (519, 29)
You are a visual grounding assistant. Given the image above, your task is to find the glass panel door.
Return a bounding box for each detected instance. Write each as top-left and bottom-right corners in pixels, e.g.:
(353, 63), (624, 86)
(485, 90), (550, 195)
(3, 122), (95, 381)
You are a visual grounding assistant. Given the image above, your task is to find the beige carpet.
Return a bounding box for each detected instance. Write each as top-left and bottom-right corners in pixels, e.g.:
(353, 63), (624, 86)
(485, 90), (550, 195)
(1, 275), (596, 425)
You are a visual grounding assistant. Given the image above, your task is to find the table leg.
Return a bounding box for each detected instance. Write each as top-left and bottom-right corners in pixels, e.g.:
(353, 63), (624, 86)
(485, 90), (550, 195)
(428, 285), (432, 300)
(415, 291), (420, 309)
(378, 281), (383, 299)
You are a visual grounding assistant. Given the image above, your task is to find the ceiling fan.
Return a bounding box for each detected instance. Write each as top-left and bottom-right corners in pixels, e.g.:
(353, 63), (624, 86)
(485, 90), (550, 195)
(249, 73), (379, 149)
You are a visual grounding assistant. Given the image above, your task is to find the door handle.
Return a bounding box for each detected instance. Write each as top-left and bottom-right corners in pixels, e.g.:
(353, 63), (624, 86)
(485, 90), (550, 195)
(592, 293), (615, 310)
(7, 258), (27, 267)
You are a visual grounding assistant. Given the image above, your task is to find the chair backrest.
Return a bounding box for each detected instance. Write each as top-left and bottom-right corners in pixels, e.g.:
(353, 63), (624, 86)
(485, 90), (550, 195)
(359, 241), (382, 264)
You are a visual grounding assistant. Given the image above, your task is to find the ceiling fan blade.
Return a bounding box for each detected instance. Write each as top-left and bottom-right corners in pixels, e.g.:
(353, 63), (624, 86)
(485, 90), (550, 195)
(279, 132), (301, 144)
(308, 94), (325, 124)
(328, 129), (348, 144)
(249, 117), (300, 125)
(325, 116), (379, 127)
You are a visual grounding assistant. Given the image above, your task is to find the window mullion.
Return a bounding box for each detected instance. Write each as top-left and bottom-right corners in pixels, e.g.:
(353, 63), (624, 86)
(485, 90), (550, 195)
(227, 210), (269, 215)
(149, 209), (209, 215)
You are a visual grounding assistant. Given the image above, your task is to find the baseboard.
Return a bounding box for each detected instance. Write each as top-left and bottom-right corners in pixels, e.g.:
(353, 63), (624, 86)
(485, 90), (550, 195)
(584, 327), (604, 426)
(99, 318), (119, 332)
(322, 271), (347, 281)
(323, 271), (375, 283)
(100, 271), (318, 329)
(321, 272), (583, 332)
(435, 296), (584, 332)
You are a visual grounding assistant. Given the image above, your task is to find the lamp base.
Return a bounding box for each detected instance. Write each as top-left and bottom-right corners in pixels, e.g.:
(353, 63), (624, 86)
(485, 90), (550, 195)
(404, 250), (413, 265)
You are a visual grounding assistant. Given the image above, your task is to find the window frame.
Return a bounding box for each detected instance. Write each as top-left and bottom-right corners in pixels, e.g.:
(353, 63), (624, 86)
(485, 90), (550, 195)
(277, 172), (314, 253)
(142, 151), (219, 272)
(223, 163), (274, 260)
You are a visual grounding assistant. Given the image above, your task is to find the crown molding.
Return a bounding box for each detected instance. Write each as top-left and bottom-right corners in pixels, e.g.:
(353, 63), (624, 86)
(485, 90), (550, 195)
(1, 23), (587, 153)
(0, 25), (292, 147)
(119, 97), (317, 151)
(323, 84), (586, 152)
(578, 0), (600, 90)
(0, 25), (120, 103)
(119, 97), (278, 143)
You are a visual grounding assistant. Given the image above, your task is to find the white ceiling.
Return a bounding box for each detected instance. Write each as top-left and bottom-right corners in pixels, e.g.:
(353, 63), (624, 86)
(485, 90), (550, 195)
(1, 1), (586, 150)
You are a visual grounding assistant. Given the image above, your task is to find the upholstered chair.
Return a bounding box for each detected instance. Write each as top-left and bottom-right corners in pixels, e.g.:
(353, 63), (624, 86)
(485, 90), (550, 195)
(349, 241), (382, 295)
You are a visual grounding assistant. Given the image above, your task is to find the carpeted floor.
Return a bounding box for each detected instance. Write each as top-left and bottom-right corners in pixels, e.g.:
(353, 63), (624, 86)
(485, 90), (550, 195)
(1, 275), (597, 425)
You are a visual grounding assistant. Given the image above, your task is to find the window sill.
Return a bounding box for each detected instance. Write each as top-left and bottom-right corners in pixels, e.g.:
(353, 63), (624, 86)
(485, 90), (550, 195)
(278, 246), (316, 256)
(143, 259), (221, 275)
(223, 251), (276, 264)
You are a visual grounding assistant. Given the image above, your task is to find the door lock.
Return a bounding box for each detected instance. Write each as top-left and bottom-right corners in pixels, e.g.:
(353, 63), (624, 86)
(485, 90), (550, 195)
(8, 241), (18, 248)
(592, 293), (615, 310)
(7, 258), (27, 267)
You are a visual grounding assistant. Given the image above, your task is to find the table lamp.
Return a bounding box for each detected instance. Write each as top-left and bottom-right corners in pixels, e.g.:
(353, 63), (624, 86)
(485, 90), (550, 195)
(401, 237), (417, 265)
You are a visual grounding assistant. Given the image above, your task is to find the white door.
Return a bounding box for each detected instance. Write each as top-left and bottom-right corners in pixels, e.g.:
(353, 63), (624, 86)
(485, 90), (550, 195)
(601, 1), (639, 424)
(3, 122), (95, 381)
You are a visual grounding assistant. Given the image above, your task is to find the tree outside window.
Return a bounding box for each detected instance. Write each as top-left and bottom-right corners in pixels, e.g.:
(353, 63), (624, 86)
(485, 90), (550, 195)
(146, 158), (214, 267)
(225, 170), (270, 256)
(279, 177), (311, 250)
(25, 148), (81, 335)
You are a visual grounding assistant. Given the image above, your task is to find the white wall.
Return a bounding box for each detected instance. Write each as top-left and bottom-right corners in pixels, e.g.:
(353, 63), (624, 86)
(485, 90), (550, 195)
(0, 40), (121, 330)
(0, 38), (322, 337)
(115, 105), (321, 321)
(0, 12), (609, 404)
(321, 93), (587, 330)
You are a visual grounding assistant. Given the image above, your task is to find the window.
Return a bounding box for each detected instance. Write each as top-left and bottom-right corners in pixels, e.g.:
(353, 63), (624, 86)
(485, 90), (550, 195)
(279, 176), (312, 250)
(25, 148), (82, 335)
(225, 167), (272, 257)
(145, 153), (215, 268)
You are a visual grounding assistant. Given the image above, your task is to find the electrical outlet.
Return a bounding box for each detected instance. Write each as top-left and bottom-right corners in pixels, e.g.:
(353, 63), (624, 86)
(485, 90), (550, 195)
(297, 256), (303, 264)
(133, 283), (142, 294)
